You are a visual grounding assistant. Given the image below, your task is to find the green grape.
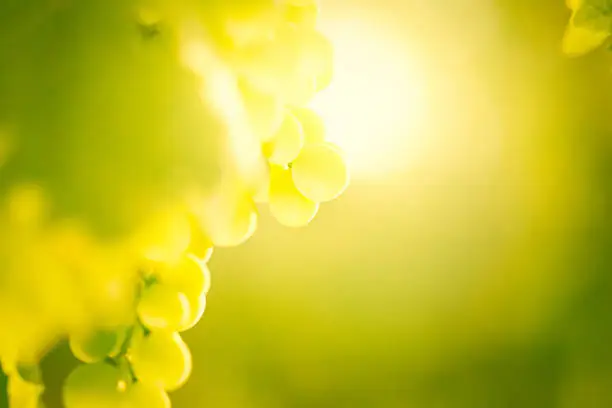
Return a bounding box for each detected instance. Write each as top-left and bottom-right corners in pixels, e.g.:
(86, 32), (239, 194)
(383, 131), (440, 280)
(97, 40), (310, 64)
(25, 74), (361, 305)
(128, 331), (192, 391)
(291, 142), (349, 202)
(159, 255), (211, 300)
(284, 0), (320, 28)
(136, 210), (191, 264)
(289, 106), (326, 144)
(137, 284), (191, 332)
(178, 293), (207, 332)
(239, 79), (285, 142)
(200, 189), (259, 248)
(235, 25), (323, 105)
(69, 328), (126, 364)
(62, 362), (126, 408)
(263, 110), (304, 166)
(124, 381), (170, 408)
(186, 215), (214, 263)
(305, 29), (334, 92)
(269, 166), (319, 228)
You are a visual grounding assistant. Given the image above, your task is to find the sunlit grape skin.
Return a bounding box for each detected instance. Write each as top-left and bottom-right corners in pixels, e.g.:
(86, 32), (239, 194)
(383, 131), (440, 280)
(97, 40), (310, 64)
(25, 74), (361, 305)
(291, 142), (349, 203)
(284, 0), (320, 28)
(289, 106), (326, 144)
(62, 363), (125, 408)
(239, 79), (285, 142)
(159, 255), (211, 300)
(69, 328), (125, 364)
(137, 284), (191, 332)
(186, 215), (214, 263)
(178, 293), (207, 332)
(128, 331), (192, 392)
(263, 110), (304, 166)
(124, 381), (171, 408)
(269, 166), (319, 227)
(201, 190), (259, 248)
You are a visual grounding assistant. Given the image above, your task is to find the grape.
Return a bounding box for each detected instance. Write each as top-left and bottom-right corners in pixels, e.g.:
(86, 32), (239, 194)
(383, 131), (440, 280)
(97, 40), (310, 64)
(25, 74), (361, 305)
(239, 79), (285, 142)
(62, 363), (126, 408)
(137, 284), (191, 332)
(263, 110), (304, 166)
(299, 29), (334, 92)
(128, 331), (192, 391)
(186, 215), (214, 263)
(124, 382), (170, 408)
(284, 0), (320, 28)
(236, 25), (322, 105)
(136, 211), (191, 264)
(69, 328), (126, 364)
(178, 293), (207, 332)
(269, 166), (319, 228)
(159, 255), (211, 300)
(148, 254), (209, 332)
(201, 189), (258, 248)
(291, 142), (349, 202)
(289, 106), (326, 144)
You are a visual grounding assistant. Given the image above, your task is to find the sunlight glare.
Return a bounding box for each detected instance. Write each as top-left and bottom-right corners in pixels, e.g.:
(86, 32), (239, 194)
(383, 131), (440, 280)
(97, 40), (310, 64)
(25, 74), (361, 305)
(310, 16), (430, 179)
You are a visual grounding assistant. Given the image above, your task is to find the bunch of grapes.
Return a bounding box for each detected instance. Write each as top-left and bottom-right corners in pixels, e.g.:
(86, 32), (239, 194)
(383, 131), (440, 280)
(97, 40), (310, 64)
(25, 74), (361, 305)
(0, 0), (348, 407)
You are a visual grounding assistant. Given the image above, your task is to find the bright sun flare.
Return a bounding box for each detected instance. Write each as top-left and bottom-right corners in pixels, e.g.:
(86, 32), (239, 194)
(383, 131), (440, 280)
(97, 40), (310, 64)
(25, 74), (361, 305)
(310, 16), (429, 180)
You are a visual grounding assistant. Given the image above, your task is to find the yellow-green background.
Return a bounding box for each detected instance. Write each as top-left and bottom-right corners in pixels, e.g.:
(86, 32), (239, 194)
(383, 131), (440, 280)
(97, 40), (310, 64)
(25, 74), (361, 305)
(37, 0), (612, 406)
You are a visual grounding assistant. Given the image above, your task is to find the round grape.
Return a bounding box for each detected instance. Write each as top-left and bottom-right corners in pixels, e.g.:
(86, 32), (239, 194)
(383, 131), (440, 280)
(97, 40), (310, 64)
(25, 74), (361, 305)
(263, 110), (304, 166)
(62, 363), (126, 408)
(291, 142), (349, 202)
(284, 0), (320, 28)
(269, 166), (319, 227)
(201, 190), (258, 248)
(289, 106), (325, 144)
(137, 284), (191, 332)
(124, 381), (170, 408)
(128, 331), (192, 391)
(178, 293), (207, 332)
(239, 79), (285, 142)
(159, 255), (211, 300)
(136, 211), (191, 264)
(186, 215), (214, 263)
(69, 328), (125, 364)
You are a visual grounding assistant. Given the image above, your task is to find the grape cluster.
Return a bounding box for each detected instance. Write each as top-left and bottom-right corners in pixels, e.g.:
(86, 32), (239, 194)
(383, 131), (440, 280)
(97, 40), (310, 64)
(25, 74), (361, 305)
(0, 0), (349, 407)
(61, 247), (211, 408)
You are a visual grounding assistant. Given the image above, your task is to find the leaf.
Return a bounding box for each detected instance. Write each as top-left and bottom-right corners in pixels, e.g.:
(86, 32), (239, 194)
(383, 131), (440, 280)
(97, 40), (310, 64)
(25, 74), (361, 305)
(573, 4), (611, 31)
(562, 8), (611, 57)
(562, 24), (610, 56)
